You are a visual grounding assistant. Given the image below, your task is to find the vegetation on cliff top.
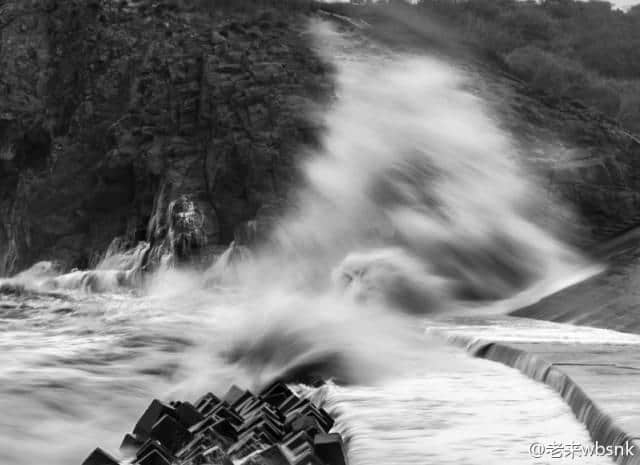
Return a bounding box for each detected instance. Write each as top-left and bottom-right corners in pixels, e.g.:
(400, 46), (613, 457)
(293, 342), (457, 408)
(327, 0), (640, 134)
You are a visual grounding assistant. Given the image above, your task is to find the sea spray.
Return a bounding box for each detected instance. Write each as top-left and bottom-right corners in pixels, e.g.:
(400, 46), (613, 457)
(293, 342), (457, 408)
(0, 243), (150, 294)
(141, 20), (592, 393)
(218, 20), (588, 314)
(0, 20), (602, 465)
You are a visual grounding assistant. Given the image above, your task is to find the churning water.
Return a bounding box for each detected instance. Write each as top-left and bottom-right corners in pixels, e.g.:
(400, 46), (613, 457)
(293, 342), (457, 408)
(0, 20), (609, 465)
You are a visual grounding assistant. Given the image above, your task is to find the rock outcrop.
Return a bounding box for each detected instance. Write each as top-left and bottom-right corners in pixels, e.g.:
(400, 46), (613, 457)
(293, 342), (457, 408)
(0, 0), (332, 276)
(81, 382), (346, 465)
(6, 1), (640, 275)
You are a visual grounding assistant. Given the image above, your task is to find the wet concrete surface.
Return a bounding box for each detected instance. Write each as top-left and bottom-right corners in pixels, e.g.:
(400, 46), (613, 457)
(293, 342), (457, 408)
(431, 317), (640, 464)
(513, 228), (640, 335)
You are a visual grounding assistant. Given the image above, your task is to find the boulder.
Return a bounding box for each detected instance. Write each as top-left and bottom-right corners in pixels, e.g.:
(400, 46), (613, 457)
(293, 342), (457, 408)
(132, 399), (176, 440)
(244, 445), (290, 465)
(174, 402), (203, 429)
(81, 448), (119, 465)
(149, 414), (192, 453)
(82, 384), (342, 465)
(314, 434), (347, 465)
(120, 433), (143, 452)
(135, 450), (170, 465)
(260, 382), (296, 409)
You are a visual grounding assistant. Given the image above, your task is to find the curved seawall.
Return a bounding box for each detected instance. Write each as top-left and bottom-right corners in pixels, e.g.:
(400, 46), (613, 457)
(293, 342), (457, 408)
(448, 331), (640, 465)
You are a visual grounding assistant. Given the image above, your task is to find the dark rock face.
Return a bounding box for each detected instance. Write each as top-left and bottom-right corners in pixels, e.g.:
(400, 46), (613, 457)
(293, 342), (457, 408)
(0, 1), (331, 276)
(146, 194), (209, 268)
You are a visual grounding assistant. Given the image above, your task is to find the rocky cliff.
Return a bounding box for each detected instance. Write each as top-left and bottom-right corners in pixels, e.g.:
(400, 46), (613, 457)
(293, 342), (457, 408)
(5, 1), (640, 276)
(0, 0), (331, 275)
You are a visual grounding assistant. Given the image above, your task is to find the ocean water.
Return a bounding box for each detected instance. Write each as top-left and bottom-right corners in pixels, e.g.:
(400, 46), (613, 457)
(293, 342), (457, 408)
(0, 20), (611, 465)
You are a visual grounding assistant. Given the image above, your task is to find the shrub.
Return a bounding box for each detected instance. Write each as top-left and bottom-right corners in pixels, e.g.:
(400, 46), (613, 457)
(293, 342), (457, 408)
(506, 46), (587, 95)
(505, 46), (622, 117)
(416, 0), (640, 133)
(503, 6), (557, 43)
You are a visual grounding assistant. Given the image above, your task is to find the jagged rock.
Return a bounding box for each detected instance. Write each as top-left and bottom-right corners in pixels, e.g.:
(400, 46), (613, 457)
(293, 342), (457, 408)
(82, 384), (343, 465)
(0, 2), (332, 276)
(120, 433), (144, 452)
(283, 431), (314, 457)
(133, 399), (176, 440)
(149, 414), (192, 453)
(135, 440), (174, 464)
(261, 383), (296, 409)
(194, 392), (221, 411)
(290, 415), (325, 438)
(198, 446), (233, 465)
(136, 449), (171, 465)
(223, 385), (254, 407)
(81, 448), (119, 465)
(313, 434), (347, 465)
(174, 402), (204, 429)
(245, 445), (290, 465)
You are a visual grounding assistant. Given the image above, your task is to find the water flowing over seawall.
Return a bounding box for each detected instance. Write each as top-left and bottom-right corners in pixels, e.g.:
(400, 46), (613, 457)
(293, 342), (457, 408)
(0, 20), (603, 465)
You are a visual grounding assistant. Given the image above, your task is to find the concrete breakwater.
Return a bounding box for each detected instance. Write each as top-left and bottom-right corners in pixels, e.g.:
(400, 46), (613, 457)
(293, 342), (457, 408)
(445, 326), (640, 465)
(81, 382), (346, 465)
